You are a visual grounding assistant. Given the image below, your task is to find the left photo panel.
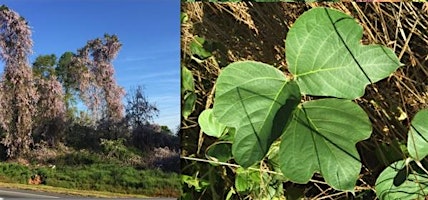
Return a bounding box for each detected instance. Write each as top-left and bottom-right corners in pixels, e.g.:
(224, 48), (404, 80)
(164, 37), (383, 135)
(0, 0), (180, 199)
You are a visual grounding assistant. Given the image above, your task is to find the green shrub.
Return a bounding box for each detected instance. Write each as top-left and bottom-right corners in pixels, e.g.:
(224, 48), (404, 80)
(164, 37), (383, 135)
(0, 163), (30, 183)
(64, 124), (100, 151)
(100, 138), (134, 160)
(55, 151), (102, 166)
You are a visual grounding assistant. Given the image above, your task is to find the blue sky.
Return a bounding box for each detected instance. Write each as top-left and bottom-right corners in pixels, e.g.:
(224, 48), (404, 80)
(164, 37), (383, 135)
(0, 0), (180, 132)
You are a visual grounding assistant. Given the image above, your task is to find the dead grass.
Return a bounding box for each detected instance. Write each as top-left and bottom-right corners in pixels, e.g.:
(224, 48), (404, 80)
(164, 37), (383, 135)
(181, 2), (428, 199)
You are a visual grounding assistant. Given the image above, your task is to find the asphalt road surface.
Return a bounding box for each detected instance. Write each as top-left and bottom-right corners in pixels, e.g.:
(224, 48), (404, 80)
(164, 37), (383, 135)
(0, 188), (64, 199)
(0, 187), (177, 199)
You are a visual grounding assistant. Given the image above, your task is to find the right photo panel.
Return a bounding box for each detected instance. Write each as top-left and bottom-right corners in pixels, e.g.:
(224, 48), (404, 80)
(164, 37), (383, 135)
(181, 2), (428, 200)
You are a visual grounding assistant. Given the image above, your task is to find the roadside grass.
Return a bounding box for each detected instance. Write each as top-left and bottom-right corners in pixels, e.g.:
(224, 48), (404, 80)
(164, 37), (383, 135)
(0, 162), (180, 197)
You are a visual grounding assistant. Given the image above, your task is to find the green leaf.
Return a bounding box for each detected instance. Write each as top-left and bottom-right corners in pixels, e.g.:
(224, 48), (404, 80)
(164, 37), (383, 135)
(376, 160), (428, 200)
(408, 109), (428, 161)
(182, 66), (196, 119)
(279, 99), (371, 191)
(181, 12), (188, 24)
(181, 66), (195, 94)
(213, 61), (301, 168)
(205, 141), (233, 163)
(286, 7), (401, 99)
(219, 127), (235, 142)
(198, 109), (226, 138)
(235, 167), (260, 192)
(183, 92), (196, 120)
(181, 175), (210, 192)
(190, 36), (212, 60)
(235, 169), (252, 192)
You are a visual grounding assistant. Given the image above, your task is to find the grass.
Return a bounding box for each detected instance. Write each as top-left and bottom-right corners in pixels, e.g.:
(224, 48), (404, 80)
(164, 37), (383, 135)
(0, 162), (180, 197)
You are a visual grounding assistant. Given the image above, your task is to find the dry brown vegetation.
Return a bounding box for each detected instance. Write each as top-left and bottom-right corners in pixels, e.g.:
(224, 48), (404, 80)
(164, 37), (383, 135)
(181, 2), (428, 199)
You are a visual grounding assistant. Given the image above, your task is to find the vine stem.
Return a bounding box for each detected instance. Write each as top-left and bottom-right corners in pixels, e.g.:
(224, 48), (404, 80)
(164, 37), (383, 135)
(181, 156), (283, 176)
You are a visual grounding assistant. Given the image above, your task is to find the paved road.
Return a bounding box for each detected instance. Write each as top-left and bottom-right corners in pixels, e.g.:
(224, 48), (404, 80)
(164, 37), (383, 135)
(0, 188), (64, 199)
(0, 187), (177, 199)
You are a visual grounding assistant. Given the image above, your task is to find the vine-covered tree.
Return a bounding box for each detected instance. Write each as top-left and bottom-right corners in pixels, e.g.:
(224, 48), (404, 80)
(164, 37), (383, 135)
(32, 54), (65, 146)
(74, 34), (125, 123)
(0, 5), (38, 159)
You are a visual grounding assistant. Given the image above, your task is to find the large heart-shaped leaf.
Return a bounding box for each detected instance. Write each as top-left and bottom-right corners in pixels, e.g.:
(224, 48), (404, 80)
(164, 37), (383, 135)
(279, 99), (371, 191)
(376, 160), (428, 200)
(213, 61), (301, 168)
(408, 109), (428, 161)
(286, 7), (401, 99)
